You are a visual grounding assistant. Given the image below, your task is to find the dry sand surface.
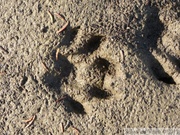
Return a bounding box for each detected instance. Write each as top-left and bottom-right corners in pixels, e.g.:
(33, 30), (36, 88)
(0, 0), (180, 134)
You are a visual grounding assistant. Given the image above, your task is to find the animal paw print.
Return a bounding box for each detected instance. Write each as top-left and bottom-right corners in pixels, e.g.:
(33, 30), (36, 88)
(142, 5), (180, 85)
(60, 29), (114, 100)
(151, 20), (180, 84)
(41, 26), (118, 114)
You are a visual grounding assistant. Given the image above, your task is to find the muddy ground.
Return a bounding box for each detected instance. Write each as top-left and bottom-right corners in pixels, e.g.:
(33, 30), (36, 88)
(0, 0), (179, 134)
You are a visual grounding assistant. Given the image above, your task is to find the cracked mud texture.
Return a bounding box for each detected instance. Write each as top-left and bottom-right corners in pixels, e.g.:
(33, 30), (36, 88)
(0, 0), (180, 135)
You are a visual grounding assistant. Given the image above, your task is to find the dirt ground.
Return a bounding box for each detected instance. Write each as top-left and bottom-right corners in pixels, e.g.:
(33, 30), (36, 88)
(0, 0), (179, 134)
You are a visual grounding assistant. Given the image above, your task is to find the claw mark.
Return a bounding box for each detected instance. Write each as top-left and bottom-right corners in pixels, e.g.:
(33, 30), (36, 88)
(78, 35), (104, 54)
(152, 49), (180, 84)
(20, 76), (28, 86)
(63, 95), (86, 114)
(87, 86), (111, 99)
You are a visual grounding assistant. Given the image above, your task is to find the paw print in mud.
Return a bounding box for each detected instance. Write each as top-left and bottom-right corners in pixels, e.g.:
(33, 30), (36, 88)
(42, 26), (116, 114)
(59, 30), (114, 99)
(138, 6), (180, 85)
(152, 12), (180, 84)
